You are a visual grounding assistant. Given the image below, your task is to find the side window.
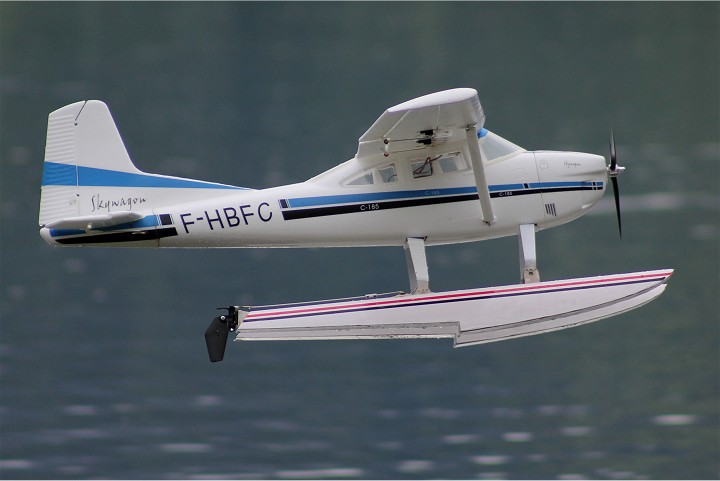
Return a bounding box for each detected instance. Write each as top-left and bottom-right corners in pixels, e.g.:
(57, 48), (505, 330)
(410, 153), (464, 179)
(379, 164), (397, 183)
(412, 159), (433, 179)
(348, 172), (374, 186)
(347, 164), (397, 186)
(438, 155), (459, 173)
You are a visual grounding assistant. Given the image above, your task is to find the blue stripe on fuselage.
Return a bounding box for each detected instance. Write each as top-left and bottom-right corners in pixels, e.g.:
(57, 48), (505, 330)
(284, 181), (603, 209)
(488, 181), (601, 192)
(284, 187), (478, 208)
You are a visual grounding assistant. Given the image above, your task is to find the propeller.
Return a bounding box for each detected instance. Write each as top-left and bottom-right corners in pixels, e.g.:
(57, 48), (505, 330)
(607, 130), (625, 238)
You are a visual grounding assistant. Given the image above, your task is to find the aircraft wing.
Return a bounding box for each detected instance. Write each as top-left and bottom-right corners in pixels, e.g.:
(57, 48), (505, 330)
(357, 88), (484, 159)
(356, 88), (495, 224)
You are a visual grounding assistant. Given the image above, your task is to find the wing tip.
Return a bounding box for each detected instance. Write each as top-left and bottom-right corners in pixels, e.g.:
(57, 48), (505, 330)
(387, 88), (478, 113)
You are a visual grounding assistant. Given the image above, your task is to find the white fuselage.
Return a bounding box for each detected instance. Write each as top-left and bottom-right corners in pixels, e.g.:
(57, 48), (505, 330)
(39, 130), (607, 249)
(162, 147), (607, 248)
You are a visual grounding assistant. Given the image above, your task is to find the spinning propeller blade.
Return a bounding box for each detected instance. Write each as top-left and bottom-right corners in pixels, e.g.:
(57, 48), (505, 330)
(607, 130), (624, 238)
(609, 130), (617, 171)
(611, 176), (622, 238)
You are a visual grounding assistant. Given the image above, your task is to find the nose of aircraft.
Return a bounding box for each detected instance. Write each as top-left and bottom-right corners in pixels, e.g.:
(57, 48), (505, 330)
(533, 151), (609, 226)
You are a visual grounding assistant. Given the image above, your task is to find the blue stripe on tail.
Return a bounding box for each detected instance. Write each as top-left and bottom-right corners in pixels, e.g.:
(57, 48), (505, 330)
(42, 162), (245, 190)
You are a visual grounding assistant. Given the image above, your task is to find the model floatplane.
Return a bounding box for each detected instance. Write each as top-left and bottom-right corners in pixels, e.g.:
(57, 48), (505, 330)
(38, 88), (672, 361)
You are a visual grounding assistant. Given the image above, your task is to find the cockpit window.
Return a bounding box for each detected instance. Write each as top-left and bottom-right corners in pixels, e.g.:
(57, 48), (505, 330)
(479, 129), (524, 162)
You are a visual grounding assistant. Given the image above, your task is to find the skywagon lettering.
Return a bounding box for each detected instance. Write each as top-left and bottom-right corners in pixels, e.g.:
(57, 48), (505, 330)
(91, 193), (147, 212)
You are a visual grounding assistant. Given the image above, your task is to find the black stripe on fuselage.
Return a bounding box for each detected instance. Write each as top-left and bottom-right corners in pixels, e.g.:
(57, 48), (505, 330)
(281, 194), (478, 220)
(489, 186), (598, 198)
(281, 185), (600, 221)
(54, 227), (179, 245)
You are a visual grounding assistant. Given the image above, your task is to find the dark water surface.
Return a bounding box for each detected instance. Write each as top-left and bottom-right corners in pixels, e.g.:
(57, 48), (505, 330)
(1, 3), (718, 479)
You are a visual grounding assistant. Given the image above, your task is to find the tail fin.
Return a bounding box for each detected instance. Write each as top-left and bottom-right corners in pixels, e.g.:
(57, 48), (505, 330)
(39, 100), (246, 227)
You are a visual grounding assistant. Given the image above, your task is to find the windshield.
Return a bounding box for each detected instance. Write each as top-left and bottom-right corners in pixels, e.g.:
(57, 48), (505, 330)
(479, 129), (524, 162)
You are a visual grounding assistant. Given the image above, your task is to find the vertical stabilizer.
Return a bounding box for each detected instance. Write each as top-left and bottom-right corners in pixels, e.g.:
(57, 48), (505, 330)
(39, 100), (248, 229)
(39, 100), (141, 226)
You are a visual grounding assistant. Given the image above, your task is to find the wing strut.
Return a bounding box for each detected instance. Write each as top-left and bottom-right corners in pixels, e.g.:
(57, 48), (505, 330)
(404, 237), (430, 294)
(465, 125), (496, 225)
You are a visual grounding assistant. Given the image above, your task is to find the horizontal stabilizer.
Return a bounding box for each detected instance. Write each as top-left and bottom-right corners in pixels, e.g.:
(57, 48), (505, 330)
(44, 211), (144, 230)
